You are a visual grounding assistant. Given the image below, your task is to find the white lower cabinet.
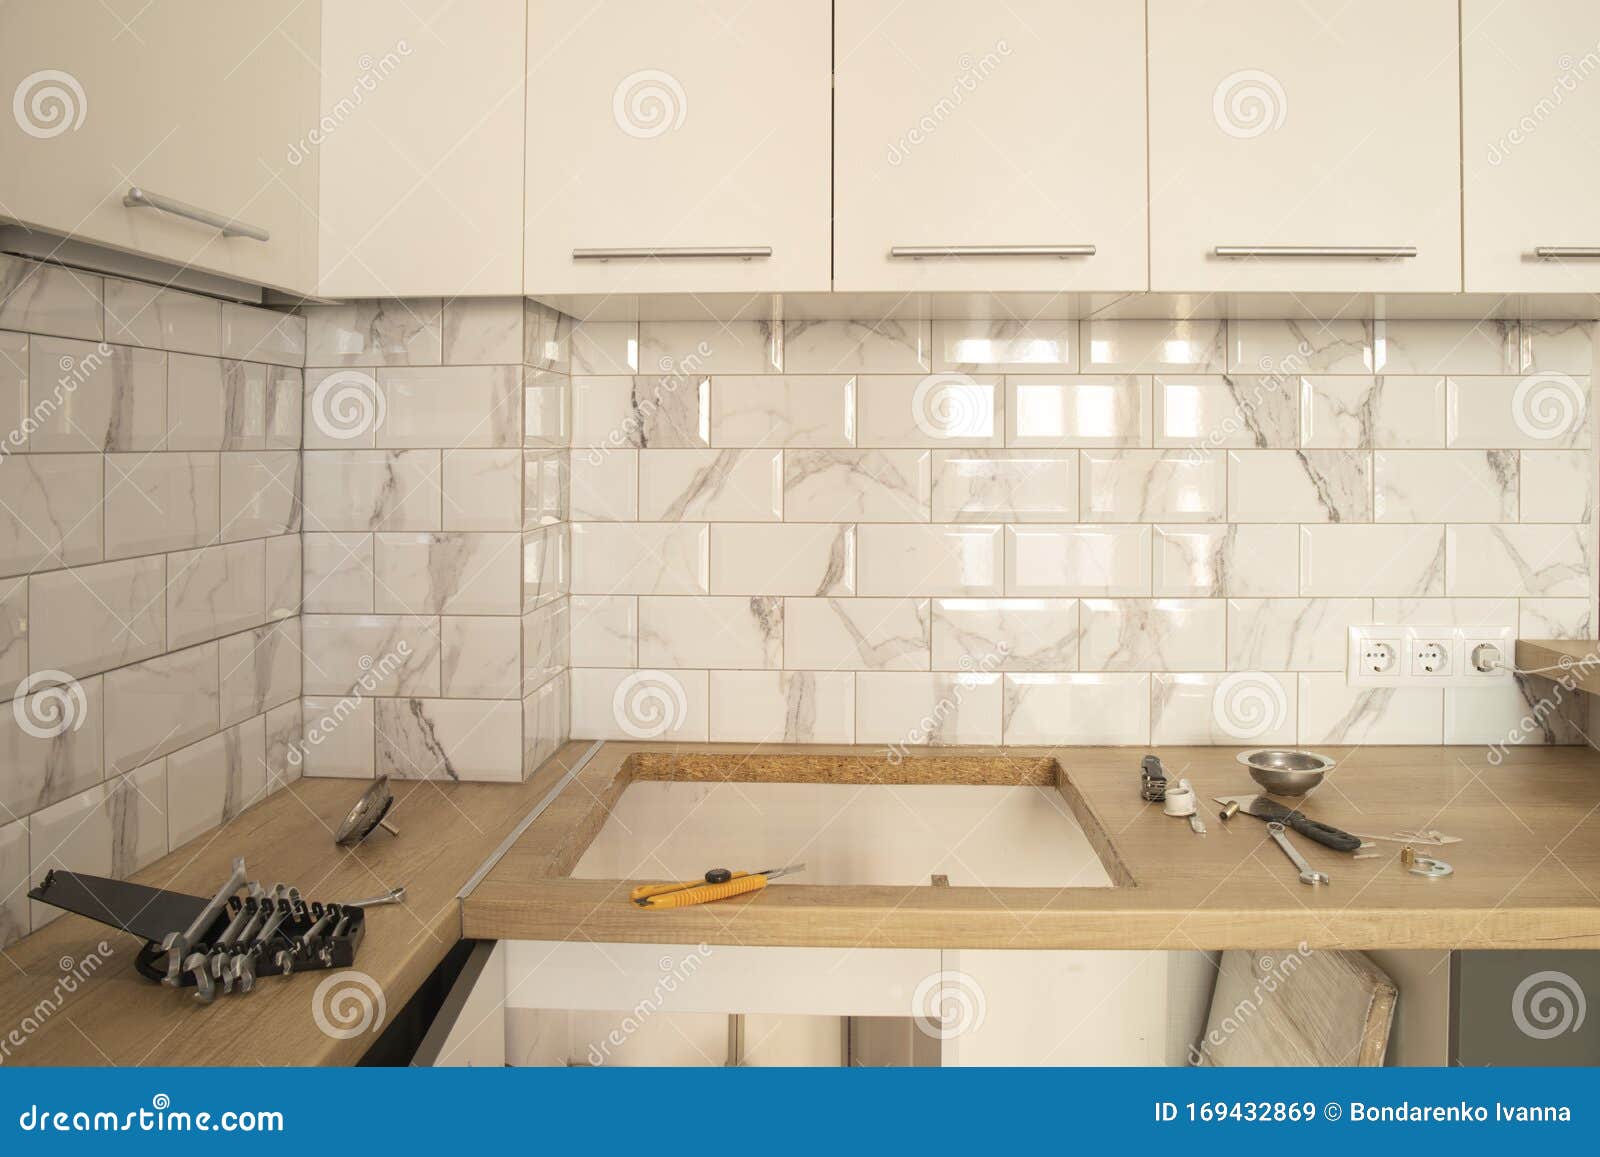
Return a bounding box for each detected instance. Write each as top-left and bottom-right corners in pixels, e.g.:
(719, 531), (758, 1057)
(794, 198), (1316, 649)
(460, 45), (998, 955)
(434, 941), (1216, 1067)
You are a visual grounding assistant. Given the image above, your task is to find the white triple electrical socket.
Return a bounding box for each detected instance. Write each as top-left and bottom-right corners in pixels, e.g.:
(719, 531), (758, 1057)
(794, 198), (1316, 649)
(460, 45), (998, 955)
(1346, 625), (1516, 687)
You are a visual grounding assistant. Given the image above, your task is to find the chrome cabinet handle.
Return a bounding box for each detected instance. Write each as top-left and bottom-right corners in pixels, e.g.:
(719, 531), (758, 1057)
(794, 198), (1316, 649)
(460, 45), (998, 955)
(122, 187), (269, 241)
(1535, 246), (1600, 258)
(890, 244), (1096, 258)
(572, 246), (771, 260)
(1214, 245), (1416, 258)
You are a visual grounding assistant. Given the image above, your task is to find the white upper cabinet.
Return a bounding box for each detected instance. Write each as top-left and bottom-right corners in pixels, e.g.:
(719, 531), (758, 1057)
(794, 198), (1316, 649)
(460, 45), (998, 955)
(1148, 0), (1461, 293)
(1464, 1), (1600, 292)
(318, 0), (526, 297)
(833, 1), (1148, 293)
(0, 1), (319, 295)
(524, 0), (831, 295)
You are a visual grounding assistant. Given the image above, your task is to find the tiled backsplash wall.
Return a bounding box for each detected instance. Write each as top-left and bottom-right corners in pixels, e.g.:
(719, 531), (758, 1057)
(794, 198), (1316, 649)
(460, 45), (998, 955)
(565, 315), (1596, 750)
(0, 254), (303, 950)
(298, 299), (571, 782)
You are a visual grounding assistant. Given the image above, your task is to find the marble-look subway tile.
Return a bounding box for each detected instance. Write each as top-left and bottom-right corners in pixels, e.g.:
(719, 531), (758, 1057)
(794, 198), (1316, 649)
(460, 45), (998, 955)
(711, 374), (855, 447)
(785, 449), (929, 522)
(374, 532), (522, 615)
(783, 319), (926, 373)
(377, 365), (520, 448)
(219, 619), (301, 727)
(1446, 525), (1589, 597)
(1227, 598), (1371, 672)
(570, 667), (708, 742)
(1082, 319), (1225, 373)
(1006, 375), (1149, 447)
(0, 819), (27, 947)
(221, 302), (305, 366)
(264, 532), (302, 620)
(166, 540), (266, 649)
(857, 524), (1002, 596)
(166, 718), (267, 847)
(1153, 375), (1297, 449)
(0, 454), (103, 576)
(639, 595), (782, 669)
(300, 694), (374, 779)
(1297, 674), (1442, 744)
(1152, 525), (1300, 597)
(103, 643), (220, 774)
(305, 300), (442, 366)
(300, 614), (441, 697)
(931, 450), (1074, 522)
(1518, 451), (1591, 524)
(1376, 320), (1517, 374)
(221, 450), (301, 541)
(0, 330), (27, 444)
(523, 524), (569, 610)
(304, 532), (374, 613)
(524, 375), (570, 448)
(0, 673), (103, 819)
(518, 600), (567, 694)
(376, 698), (523, 782)
(28, 784), (111, 929)
(1228, 320), (1373, 374)
(571, 321), (638, 375)
(442, 298), (523, 365)
(640, 448), (783, 521)
(570, 448), (637, 521)
(523, 671), (570, 775)
(104, 279), (219, 356)
(709, 523), (852, 596)
(1449, 375), (1590, 450)
(1518, 598), (1591, 639)
(28, 337), (165, 451)
(444, 449), (524, 531)
(1370, 598), (1516, 628)
(107, 758), (167, 879)
(523, 449), (568, 529)
(264, 699), (303, 792)
(709, 671), (855, 743)
(1081, 450), (1226, 523)
(166, 354), (226, 450)
(1153, 672), (1297, 745)
(855, 671), (1001, 746)
(572, 522), (708, 595)
(1006, 524), (1151, 596)
(1227, 450), (1373, 523)
(30, 557), (165, 676)
(1079, 598), (1225, 671)
(857, 374), (1002, 447)
(0, 577), (26, 697)
(572, 375), (709, 449)
(931, 598), (1078, 672)
(523, 300), (572, 372)
(569, 594), (637, 668)
(784, 597), (930, 671)
(1300, 376), (1446, 448)
(933, 319), (1076, 373)
(0, 254), (102, 340)
(640, 321), (777, 374)
(1003, 672), (1149, 745)
(1522, 321), (1593, 374)
(1445, 680), (1586, 746)
(301, 449), (441, 532)
(1300, 525), (1445, 597)
(1374, 450), (1516, 522)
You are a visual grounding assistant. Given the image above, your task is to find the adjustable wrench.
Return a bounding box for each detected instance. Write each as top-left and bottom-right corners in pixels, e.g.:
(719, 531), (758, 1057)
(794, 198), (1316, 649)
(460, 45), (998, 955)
(1267, 821), (1330, 886)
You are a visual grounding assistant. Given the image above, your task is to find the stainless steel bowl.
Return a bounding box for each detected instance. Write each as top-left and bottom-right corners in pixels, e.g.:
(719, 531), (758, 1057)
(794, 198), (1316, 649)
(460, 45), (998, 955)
(1236, 748), (1336, 796)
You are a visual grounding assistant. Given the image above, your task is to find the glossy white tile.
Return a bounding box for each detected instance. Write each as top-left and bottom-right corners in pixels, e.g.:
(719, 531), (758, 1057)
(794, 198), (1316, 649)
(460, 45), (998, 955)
(572, 375), (710, 449)
(785, 449), (929, 521)
(374, 532), (522, 615)
(1152, 524), (1300, 597)
(1227, 598), (1370, 672)
(1376, 320), (1517, 374)
(1005, 524), (1151, 596)
(442, 298), (523, 365)
(640, 448), (783, 521)
(1079, 598), (1226, 671)
(377, 365), (520, 448)
(572, 522), (709, 595)
(931, 450), (1075, 522)
(854, 672), (1001, 746)
(1081, 450), (1226, 522)
(376, 698), (523, 782)
(930, 598), (1078, 672)
(1082, 319), (1225, 373)
(1300, 525), (1445, 597)
(305, 299), (442, 366)
(1448, 374), (1590, 449)
(302, 449), (441, 532)
(784, 597), (929, 671)
(103, 643), (220, 774)
(29, 557), (165, 676)
(709, 523), (852, 596)
(1152, 672), (1296, 745)
(300, 614), (440, 697)
(0, 454), (103, 575)
(857, 524), (1002, 596)
(1006, 375), (1149, 447)
(1519, 451), (1591, 524)
(1374, 450), (1516, 522)
(1446, 525), (1589, 597)
(1228, 320), (1373, 374)
(1153, 374), (1297, 449)
(933, 319), (1076, 373)
(708, 671), (855, 743)
(639, 596), (783, 669)
(1003, 672), (1149, 745)
(710, 374), (855, 447)
(570, 667), (708, 741)
(857, 373), (1002, 447)
(784, 319), (927, 373)
(443, 448), (524, 530)
(1227, 450), (1373, 522)
(1300, 376), (1446, 448)
(569, 594), (637, 668)
(103, 279), (220, 356)
(1296, 674), (1442, 744)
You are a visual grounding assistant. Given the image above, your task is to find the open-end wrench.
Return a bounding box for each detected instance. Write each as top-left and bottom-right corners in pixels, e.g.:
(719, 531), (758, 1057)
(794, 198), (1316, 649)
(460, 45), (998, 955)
(1267, 821), (1330, 886)
(184, 951), (216, 1003)
(160, 857), (248, 986)
(277, 905), (337, 976)
(232, 888), (295, 992)
(344, 885), (406, 908)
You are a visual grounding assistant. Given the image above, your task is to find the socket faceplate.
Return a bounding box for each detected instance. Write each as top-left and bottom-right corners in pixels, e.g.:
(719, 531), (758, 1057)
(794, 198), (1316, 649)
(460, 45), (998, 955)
(1347, 625), (1515, 687)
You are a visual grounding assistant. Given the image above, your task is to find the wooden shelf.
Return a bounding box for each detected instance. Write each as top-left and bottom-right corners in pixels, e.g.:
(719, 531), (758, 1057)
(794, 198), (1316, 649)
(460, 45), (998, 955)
(1515, 639), (1600, 694)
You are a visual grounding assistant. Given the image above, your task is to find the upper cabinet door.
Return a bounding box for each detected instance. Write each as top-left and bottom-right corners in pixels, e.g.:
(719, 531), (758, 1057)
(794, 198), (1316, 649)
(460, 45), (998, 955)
(318, 0), (526, 297)
(0, 1), (319, 295)
(833, 1), (1147, 293)
(524, 0), (831, 295)
(1464, 1), (1600, 292)
(1148, 0), (1461, 293)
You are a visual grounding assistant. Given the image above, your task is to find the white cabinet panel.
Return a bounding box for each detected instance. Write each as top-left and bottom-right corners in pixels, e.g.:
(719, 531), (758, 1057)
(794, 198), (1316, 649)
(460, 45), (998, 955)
(318, 0), (525, 297)
(524, 0), (831, 294)
(1464, 0), (1600, 292)
(1148, 0), (1460, 292)
(0, 1), (319, 294)
(834, 1), (1147, 292)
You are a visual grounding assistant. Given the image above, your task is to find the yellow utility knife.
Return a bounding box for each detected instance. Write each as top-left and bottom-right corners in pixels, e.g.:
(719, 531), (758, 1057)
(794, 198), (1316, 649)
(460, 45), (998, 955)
(631, 864), (805, 909)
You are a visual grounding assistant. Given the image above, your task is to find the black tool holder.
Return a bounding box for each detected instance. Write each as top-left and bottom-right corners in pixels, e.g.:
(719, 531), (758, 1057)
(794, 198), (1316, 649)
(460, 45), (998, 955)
(28, 859), (366, 1004)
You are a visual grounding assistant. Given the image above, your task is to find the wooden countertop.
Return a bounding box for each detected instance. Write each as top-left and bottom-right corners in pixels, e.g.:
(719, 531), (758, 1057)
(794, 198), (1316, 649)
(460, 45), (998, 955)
(1515, 639), (1600, 694)
(463, 743), (1600, 952)
(0, 742), (592, 1067)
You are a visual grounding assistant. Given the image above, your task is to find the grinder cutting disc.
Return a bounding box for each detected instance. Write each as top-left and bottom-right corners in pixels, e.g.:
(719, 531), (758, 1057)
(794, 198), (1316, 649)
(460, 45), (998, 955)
(334, 775), (399, 846)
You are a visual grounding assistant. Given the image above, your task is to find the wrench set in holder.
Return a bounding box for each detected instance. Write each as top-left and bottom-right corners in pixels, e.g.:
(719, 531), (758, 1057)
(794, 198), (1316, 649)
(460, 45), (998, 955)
(29, 856), (398, 1004)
